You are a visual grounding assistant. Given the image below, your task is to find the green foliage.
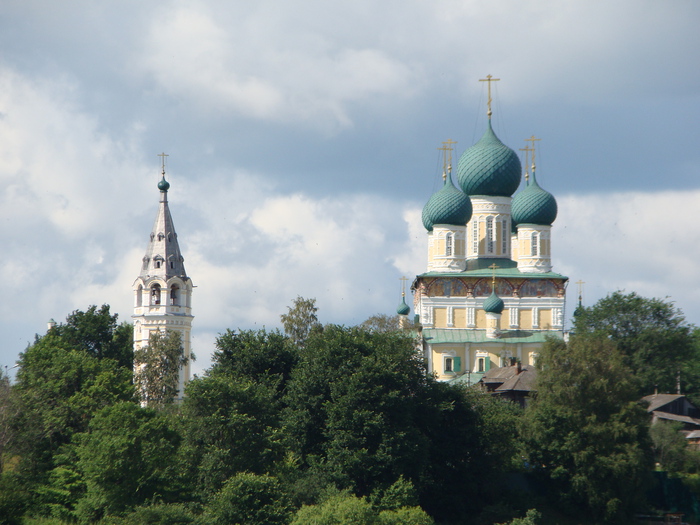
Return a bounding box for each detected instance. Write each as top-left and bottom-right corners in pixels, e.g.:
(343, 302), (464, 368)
(522, 335), (653, 523)
(12, 336), (134, 477)
(650, 420), (689, 473)
(0, 471), (31, 525)
(134, 330), (187, 407)
(573, 291), (694, 395)
(359, 314), (402, 333)
(75, 402), (183, 520)
(201, 472), (292, 525)
(498, 508), (542, 525)
(280, 296), (321, 347)
(282, 325), (489, 522)
(211, 329), (298, 394)
(290, 493), (434, 525)
(180, 374), (283, 496)
(99, 503), (197, 524)
(290, 494), (378, 525)
(50, 305), (133, 369)
(0, 370), (17, 474)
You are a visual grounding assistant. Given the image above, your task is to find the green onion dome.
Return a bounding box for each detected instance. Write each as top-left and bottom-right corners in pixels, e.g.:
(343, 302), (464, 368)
(158, 176), (170, 192)
(483, 289), (504, 314)
(422, 172), (473, 232)
(397, 294), (410, 316)
(457, 120), (521, 197)
(511, 170), (557, 226)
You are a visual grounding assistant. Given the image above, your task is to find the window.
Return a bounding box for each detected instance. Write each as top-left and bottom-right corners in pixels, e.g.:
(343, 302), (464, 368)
(445, 233), (453, 257)
(501, 218), (508, 254)
(136, 285), (143, 307)
(531, 232), (539, 257)
(170, 285), (179, 306)
(157, 233), (165, 241)
(477, 358), (484, 372)
(486, 217), (494, 253)
(154, 260), (161, 269)
(444, 356), (461, 374)
(150, 284), (161, 305)
(472, 220), (479, 254)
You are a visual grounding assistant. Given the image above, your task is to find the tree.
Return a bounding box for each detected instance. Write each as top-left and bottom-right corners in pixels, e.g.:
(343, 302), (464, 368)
(521, 335), (653, 523)
(281, 325), (490, 522)
(50, 305), (133, 369)
(75, 402), (183, 520)
(134, 330), (187, 407)
(211, 329), (298, 394)
(650, 420), (690, 474)
(359, 314), (402, 333)
(179, 374), (283, 497)
(12, 335), (134, 478)
(201, 472), (292, 525)
(573, 291), (694, 395)
(280, 296), (321, 347)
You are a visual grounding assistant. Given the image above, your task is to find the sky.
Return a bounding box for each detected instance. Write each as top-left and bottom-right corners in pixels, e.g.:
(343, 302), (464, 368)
(1, 1), (699, 376)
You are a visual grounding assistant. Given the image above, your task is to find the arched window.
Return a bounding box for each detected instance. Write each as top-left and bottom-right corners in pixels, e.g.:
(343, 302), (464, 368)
(157, 233), (165, 241)
(501, 218), (508, 254)
(170, 285), (179, 306)
(486, 217), (494, 253)
(150, 284), (161, 305)
(136, 285), (143, 307)
(445, 233), (453, 257)
(472, 220), (479, 254)
(477, 358), (485, 372)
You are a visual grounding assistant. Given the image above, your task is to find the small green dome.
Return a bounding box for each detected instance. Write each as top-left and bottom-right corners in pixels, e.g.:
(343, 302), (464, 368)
(483, 289), (504, 314)
(511, 170), (557, 226)
(158, 176), (170, 192)
(422, 172), (473, 232)
(457, 121), (521, 197)
(397, 295), (410, 316)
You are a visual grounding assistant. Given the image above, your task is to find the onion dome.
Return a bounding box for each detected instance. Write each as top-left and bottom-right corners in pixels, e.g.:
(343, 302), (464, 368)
(457, 121), (521, 197)
(397, 294), (410, 316)
(158, 175), (170, 192)
(511, 170), (557, 226)
(422, 171), (473, 232)
(483, 289), (504, 314)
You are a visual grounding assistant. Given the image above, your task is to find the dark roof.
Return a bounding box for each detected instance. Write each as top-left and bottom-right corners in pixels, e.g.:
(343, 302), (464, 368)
(482, 364), (537, 393)
(652, 411), (700, 427)
(642, 393), (685, 412)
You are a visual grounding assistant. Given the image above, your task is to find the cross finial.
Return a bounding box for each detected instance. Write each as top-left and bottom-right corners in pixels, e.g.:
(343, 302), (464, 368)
(488, 263), (499, 291)
(157, 152), (169, 176)
(575, 279), (585, 306)
(438, 139), (458, 180)
(525, 136), (541, 171)
(479, 74), (501, 118)
(400, 276), (409, 297)
(519, 144), (534, 183)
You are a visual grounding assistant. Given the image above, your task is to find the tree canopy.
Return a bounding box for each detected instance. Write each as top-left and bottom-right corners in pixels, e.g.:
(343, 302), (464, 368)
(521, 334), (653, 523)
(573, 291), (695, 395)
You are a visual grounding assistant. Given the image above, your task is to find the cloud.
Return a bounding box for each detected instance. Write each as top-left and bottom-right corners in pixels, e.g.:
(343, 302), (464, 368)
(138, 4), (415, 128)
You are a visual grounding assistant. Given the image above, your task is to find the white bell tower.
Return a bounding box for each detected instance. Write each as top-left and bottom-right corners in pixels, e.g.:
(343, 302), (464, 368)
(132, 154), (193, 400)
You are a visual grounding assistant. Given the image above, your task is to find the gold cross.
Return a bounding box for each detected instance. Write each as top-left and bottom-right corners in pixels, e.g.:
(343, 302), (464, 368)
(157, 152), (169, 176)
(399, 276), (409, 296)
(437, 139), (458, 179)
(525, 136), (541, 170)
(576, 279), (585, 297)
(479, 74), (500, 117)
(519, 144), (534, 182)
(488, 263), (499, 291)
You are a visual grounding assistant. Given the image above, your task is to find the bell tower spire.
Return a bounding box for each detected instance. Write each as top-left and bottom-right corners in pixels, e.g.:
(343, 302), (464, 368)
(132, 155), (194, 401)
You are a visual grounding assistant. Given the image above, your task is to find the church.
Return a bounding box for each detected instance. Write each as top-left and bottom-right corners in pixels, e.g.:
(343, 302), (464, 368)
(399, 77), (568, 384)
(132, 160), (194, 400)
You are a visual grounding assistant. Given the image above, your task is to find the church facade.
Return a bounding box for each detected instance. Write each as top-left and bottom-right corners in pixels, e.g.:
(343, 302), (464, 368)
(132, 167), (194, 399)
(405, 85), (567, 384)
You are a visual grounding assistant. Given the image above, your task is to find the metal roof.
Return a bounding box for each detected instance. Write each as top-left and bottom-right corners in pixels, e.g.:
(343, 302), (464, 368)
(423, 328), (562, 344)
